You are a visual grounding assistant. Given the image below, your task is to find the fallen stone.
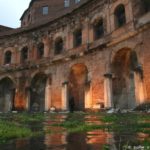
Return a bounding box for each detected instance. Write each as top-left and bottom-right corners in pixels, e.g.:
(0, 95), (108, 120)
(12, 111), (18, 113)
(107, 108), (115, 114)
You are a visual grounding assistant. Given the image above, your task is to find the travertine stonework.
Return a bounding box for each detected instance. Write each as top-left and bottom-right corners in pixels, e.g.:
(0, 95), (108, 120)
(0, 0), (149, 112)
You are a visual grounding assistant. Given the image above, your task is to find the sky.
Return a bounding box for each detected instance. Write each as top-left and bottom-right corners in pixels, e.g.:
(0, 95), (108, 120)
(0, 0), (31, 28)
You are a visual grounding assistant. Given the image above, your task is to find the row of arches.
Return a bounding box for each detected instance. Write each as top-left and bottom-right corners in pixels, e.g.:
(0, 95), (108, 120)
(0, 48), (145, 112)
(4, 42), (44, 65)
(3, 4), (128, 65)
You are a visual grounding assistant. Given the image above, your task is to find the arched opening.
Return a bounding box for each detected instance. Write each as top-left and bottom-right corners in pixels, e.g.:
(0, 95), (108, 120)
(0, 77), (15, 112)
(114, 4), (126, 28)
(37, 42), (44, 59)
(21, 46), (28, 63)
(54, 37), (63, 55)
(73, 28), (82, 47)
(4, 51), (12, 64)
(69, 64), (88, 110)
(93, 19), (104, 40)
(30, 73), (47, 111)
(141, 0), (150, 14)
(112, 49), (138, 109)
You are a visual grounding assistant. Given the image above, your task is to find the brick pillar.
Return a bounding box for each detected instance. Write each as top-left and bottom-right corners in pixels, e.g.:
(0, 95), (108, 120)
(62, 81), (69, 111)
(104, 73), (113, 108)
(43, 37), (50, 58)
(134, 66), (145, 105)
(85, 81), (92, 109)
(25, 87), (31, 111)
(45, 77), (52, 111)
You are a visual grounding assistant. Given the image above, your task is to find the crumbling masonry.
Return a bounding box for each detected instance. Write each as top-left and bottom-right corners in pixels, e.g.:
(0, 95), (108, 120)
(0, 0), (149, 112)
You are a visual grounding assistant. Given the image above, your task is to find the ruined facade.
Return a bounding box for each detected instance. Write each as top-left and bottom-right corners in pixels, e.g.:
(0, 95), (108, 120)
(0, 0), (149, 112)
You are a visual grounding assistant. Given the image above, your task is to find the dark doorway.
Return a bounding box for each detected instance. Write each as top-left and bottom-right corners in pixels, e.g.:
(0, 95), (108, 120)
(69, 64), (88, 111)
(112, 49), (138, 109)
(0, 77), (15, 112)
(30, 73), (47, 112)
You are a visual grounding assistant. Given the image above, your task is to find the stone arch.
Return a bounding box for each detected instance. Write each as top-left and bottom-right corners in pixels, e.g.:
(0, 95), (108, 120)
(68, 63), (88, 110)
(0, 75), (16, 86)
(90, 13), (105, 25)
(3, 47), (14, 54)
(0, 77), (15, 112)
(111, 48), (138, 109)
(30, 72), (47, 111)
(53, 32), (65, 41)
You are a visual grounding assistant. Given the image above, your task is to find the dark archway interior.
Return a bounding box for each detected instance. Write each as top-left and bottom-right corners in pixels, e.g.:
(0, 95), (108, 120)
(21, 46), (28, 63)
(69, 64), (88, 110)
(73, 29), (82, 47)
(54, 37), (63, 55)
(4, 51), (12, 64)
(112, 49), (138, 109)
(0, 77), (15, 112)
(30, 73), (47, 111)
(37, 43), (44, 59)
(114, 4), (126, 28)
(93, 19), (104, 40)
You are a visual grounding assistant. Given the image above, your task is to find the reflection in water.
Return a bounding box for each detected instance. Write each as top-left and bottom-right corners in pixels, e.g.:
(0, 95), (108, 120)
(0, 114), (149, 150)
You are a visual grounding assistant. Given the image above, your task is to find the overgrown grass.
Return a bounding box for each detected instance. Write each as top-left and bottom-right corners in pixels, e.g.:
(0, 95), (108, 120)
(0, 120), (32, 143)
(101, 113), (150, 134)
(0, 112), (45, 143)
(0, 112), (149, 145)
(0, 112), (45, 123)
(54, 112), (150, 134)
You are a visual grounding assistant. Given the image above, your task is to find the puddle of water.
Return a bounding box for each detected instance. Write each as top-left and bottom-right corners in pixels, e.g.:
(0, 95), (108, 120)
(0, 114), (149, 150)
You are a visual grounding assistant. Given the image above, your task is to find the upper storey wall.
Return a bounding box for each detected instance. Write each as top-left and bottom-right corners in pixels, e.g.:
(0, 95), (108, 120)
(0, 26), (13, 33)
(21, 0), (88, 27)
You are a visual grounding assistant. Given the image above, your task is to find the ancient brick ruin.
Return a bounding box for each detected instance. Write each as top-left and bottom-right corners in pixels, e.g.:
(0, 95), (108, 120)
(0, 0), (149, 112)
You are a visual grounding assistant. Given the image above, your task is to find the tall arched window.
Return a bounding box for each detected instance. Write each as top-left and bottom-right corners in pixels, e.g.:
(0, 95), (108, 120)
(54, 37), (63, 55)
(37, 42), (44, 59)
(73, 28), (82, 47)
(21, 46), (28, 63)
(93, 19), (104, 40)
(114, 4), (126, 28)
(4, 51), (12, 64)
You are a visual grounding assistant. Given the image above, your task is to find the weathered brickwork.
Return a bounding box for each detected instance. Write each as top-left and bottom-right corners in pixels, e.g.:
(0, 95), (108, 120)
(0, 0), (149, 112)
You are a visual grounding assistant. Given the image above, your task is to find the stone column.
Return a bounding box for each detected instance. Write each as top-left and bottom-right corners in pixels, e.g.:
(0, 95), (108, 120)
(43, 36), (50, 58)
(104, 73), (113, 108)
(11, 51), (16, 64)
(62, 81), (69, 111)
(85, 81), (92, 109)
(25, 87), (31, 111)
(134, 65), (145, 104)
(45, 81), (51, 111)
(44, 43), (49, 58)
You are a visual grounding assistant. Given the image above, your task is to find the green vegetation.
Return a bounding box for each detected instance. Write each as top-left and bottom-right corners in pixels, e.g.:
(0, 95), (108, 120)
(0, 112), (149, 146)
(0, 112), (45, 143)
(101, 113), (150, 134)
(0, 120), (32, 143)
(54, 112), (150, 134)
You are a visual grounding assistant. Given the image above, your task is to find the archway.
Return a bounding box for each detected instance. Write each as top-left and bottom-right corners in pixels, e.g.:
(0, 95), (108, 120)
(69, 64), (88, 110)
(0, 77), (15, 112)
(111, 49), (138, 109)
(30, 73), (47, 111)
